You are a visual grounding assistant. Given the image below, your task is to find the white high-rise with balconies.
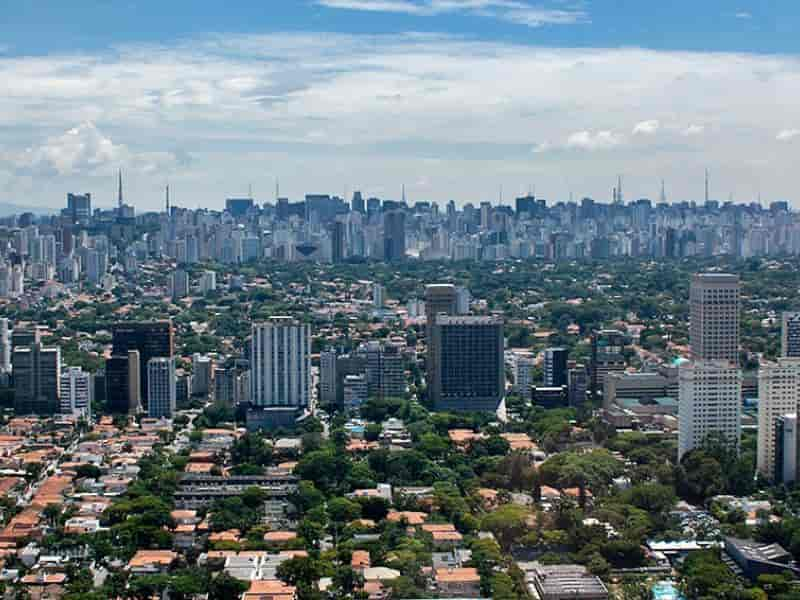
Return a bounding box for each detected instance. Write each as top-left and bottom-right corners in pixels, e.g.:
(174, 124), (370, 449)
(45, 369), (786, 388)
(251, 317), (310, 408)
(60, 366), (92, 419)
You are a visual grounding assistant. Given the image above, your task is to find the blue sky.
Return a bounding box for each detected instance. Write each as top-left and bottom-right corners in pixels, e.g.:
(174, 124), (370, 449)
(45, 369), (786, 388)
(1, 1), (799, 209)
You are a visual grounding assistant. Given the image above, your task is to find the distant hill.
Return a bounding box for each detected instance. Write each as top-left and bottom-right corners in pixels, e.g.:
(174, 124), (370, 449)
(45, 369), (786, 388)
(0, 203), (57, 217)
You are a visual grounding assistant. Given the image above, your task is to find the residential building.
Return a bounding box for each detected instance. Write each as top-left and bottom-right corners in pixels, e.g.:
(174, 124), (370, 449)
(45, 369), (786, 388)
(757, 358), (800, 480)
(678, 360), (742, 459)
(60, 366), (92, 418)
(250, 317), (311, 408)
(343, 374), (368, 411)
(590, 330), (628, 406)
(112, 321), (174, 405)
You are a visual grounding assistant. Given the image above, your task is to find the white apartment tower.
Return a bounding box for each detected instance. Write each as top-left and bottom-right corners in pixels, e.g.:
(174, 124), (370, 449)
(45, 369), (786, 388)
(251, 317), (310, 408)
(60, 366), (93, 419)
(678, 360), (742, 459)
(757, 358), (800, 480)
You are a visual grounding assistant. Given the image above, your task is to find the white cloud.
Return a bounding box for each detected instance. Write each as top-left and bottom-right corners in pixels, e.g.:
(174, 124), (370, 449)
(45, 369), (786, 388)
(315, 0), (588, 26)
(566, 130), (624, 151)
(734, 11), (752, 19)
(777, 129), (800, 141)
(682, 124), (705, 136)
(1, 33), (800, 207)
(10, 121), (188, 177)
(632, 119), (660, 135)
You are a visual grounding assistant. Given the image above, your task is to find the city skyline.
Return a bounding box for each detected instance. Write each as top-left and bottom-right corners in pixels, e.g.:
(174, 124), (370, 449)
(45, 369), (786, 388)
(2, 2), (800, 209)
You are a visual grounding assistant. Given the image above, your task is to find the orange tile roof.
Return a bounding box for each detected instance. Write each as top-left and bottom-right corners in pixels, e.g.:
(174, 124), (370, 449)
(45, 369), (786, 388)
(386, 511), (427, 525)
(263, 531), (297, 542)
(128, 550), (177, 568)
(351, 550), (371, 569)
(435, 567), (480, 583)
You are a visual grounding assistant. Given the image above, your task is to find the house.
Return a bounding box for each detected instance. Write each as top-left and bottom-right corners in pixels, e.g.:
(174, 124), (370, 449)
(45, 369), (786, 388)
(242, 579), (297, 600)
(522, 562), (609, 600)
(128, 550), (177, 574)
(20, 572), (66, 600)
(421, 523), (463, 548)
(433, 567), (482, 598)
(63, 517), (101, 535)
(386, 511), (427, 525)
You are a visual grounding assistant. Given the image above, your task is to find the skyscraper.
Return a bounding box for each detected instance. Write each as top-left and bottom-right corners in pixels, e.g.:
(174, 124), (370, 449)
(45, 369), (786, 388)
(782, 312), (800, 358)
(112, 321), (174, 407)
(105, 350), (141, 414)
(364, 341), (405, 400)
(250, 317), (310, 408)
(679, 273), (742, 460)
(331, 221), (345, 263)
(13, 343), (61, 415)
(170, 269), (189, 301)
(690, 273), (740, 362)
(383, 210), (406, 262)
(757, 358), (800, 480)
(544, 347), (568, 387)
(430, 315), (504, 412)
(147, 357), (176, 418)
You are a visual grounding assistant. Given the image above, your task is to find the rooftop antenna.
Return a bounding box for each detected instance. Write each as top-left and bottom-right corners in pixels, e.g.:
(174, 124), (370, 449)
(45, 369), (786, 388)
(117, 168), (123, 208)
(660, 179), (666, 204)
(616, 174), (623, 204)
(275, 177), (280, 201)
(166, 184), (170, 214)
(705, 168), (709, 203)
(499, 185), (503, 205)
(248, 183), (253, 199)
(402, 183), (406, 204)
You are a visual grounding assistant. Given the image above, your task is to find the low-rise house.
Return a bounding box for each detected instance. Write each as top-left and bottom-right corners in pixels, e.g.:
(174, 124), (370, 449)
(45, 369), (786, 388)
(128, 550), (177, 574)
(433, 567), (482, 598)
(242, 579), (297, 600)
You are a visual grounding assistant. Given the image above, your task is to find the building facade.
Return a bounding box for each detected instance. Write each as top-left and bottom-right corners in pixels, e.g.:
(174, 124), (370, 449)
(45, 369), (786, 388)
(757, 358), (800, 480)
(147, 357), (176, 418)
(250, 317), (311, 408)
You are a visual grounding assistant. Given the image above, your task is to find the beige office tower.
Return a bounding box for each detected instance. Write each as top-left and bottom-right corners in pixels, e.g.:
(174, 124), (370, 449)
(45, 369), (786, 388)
(757, 358), (800, 480)
(425, 284), (458, 404)
(689, 273), (740, 362)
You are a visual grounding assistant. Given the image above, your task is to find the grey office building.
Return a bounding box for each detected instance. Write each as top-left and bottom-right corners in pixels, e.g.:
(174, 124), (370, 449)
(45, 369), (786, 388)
(690, 273), (740, 363)
(782, 312), (800, 358)
(430, 315), (504, 412)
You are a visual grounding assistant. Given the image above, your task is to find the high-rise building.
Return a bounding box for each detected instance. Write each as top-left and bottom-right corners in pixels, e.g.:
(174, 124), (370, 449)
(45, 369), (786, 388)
(373, 283), (385, 308)
(425, 284), (458, 398)
(512, 355), (534, 400)
(191, 354), (213, 398)
(782, 312), (800, 358)
(0, 318), (10, 374)
(319, 350), (338, 407)
(332, 221), (345, 263)
(343, 374), (368, 411)
(147, 357), (176, 418)
(112, 321), (174, 406)
(690, 273), (740, 363)
(544, 347), (568, 387)
(365, 341), (405, 400)
(590, 330), (628, 407)
(430, 315), (504, 412)
(678, 360), (742, 459)
(757, 358), (800, 480)
(775, 414), (797, 485)
(67, 193), (92, 223)
(60, 366), (92, 418)
(383, 210), (406, 262)
(105, 350), (141, 414)
(568, 364), (588, 408)
(352, 191), (365, 214)
(13, 343), (61, 415)
(170, 269), (189, 301)
(199, 270), (217, 294)
(251, 317), (311, 408)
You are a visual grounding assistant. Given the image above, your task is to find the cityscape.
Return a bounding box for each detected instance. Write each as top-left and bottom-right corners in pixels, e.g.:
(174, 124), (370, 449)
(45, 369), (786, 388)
(2, 2), (800, 600)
